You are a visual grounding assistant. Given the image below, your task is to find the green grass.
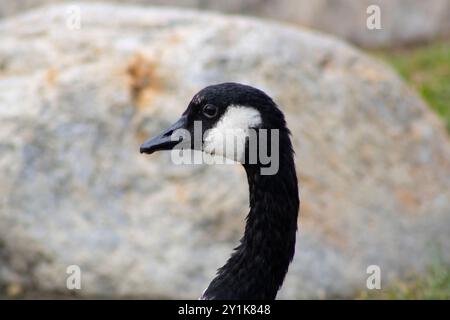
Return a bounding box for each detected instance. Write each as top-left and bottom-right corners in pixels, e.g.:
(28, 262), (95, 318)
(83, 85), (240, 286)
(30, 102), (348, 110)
(373, 41), (450, 132)
(358, 257), (450, 300)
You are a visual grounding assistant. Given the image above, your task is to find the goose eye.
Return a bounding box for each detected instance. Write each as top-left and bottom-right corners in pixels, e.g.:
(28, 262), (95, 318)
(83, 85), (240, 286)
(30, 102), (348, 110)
(202, 104), (218, 118)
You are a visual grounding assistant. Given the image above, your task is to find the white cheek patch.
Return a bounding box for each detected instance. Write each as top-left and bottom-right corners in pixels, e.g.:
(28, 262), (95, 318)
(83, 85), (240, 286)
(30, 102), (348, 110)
(203, 105), (262, 163)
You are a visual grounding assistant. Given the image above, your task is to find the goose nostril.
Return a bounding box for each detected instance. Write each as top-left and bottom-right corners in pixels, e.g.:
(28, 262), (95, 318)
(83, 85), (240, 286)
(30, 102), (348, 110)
(163, 129), (175, 137)
(140, 116), (188, 154)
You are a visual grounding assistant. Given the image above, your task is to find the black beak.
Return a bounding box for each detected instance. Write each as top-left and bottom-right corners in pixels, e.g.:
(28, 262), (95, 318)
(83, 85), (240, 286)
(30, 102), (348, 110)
(140, 116), (188, 154)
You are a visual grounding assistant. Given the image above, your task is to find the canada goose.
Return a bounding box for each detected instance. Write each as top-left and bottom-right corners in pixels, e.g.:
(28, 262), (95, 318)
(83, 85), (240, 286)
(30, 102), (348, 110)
(140, 82), (299, 300)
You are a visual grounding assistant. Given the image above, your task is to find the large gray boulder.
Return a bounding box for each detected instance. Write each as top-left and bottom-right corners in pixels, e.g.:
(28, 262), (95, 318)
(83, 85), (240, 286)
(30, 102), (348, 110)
(0, 4), (449, 299)
(1, 0), (450, 47)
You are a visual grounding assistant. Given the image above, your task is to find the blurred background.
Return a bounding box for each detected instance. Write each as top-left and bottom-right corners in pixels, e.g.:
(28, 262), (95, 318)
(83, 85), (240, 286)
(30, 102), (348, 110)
(0, 0), (449, 299)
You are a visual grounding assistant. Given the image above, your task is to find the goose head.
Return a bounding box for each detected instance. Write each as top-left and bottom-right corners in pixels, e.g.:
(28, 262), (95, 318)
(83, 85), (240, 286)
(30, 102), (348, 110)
(140, 82), (288, 168)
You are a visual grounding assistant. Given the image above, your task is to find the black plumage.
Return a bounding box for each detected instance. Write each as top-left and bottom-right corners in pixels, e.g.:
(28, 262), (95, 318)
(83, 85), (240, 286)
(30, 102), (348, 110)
(140, 83), (300, 300)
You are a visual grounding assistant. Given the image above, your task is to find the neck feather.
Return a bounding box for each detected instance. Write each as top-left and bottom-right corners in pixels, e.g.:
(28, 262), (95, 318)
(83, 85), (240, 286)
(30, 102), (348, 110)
(202, 141), (299, 300)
